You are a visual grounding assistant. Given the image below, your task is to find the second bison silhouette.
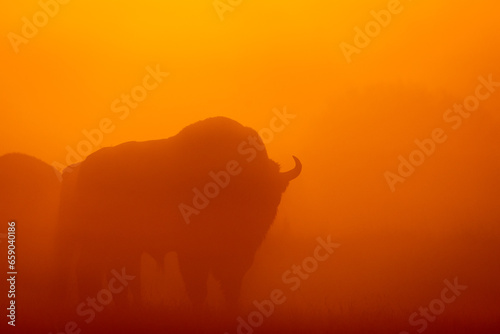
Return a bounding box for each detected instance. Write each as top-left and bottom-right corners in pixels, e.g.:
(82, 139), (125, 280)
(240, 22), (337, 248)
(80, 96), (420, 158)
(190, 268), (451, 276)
(57, 117), (301, 307)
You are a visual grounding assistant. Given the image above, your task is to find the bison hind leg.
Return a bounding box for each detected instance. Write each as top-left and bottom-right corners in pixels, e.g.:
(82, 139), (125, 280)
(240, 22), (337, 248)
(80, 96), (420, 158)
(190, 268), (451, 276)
(177, 251), (210, 311)
(75, 248), (106, 302)
(110, 251), (142, 310)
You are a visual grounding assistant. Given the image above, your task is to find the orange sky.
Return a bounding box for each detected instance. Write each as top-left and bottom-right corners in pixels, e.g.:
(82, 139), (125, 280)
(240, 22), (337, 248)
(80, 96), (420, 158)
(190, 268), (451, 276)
(1, 1), (500, 331)
(2, 0), (499, 157)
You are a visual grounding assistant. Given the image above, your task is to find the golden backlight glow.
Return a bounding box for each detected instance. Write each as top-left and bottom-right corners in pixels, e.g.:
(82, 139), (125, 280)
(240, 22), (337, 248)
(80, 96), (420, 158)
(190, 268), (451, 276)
(1, 0), (499, 333)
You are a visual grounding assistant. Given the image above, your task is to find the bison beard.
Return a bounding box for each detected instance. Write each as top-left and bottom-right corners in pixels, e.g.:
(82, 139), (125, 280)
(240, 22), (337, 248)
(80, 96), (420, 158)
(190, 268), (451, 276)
(56, 117), (301, 310)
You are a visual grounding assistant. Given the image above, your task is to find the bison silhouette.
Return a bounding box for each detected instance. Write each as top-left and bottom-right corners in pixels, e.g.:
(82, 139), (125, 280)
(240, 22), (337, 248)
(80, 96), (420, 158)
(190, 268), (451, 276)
(57, 117), (301, 308)
(0, 153), (61, 329)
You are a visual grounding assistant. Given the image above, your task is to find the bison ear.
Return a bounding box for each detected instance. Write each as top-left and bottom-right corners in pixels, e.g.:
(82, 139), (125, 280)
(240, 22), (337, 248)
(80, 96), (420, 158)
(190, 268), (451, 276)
(279, 156), (302, 185)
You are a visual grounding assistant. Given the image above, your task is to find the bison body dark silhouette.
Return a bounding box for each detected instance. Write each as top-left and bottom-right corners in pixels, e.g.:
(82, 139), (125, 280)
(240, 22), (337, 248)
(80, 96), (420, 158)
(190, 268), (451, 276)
(0, 153), (61, 329)
(58, 117), (301, 307)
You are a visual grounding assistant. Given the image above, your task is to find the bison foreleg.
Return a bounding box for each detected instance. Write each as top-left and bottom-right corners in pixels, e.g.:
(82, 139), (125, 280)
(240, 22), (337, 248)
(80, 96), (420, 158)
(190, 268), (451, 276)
(177, 252), (210, 310)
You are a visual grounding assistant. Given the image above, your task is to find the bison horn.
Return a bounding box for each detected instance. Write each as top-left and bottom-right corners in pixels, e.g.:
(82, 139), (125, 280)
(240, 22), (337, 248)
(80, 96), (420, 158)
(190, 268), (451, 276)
(280, 156), (302, 182)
